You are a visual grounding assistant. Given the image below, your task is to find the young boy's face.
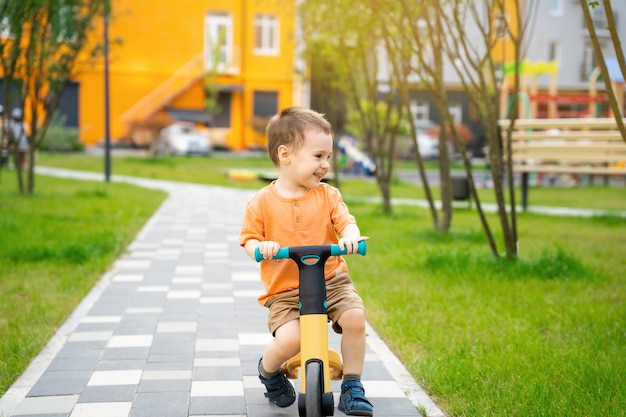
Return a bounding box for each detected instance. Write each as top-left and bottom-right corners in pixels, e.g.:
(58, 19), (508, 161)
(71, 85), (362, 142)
(283, 128), (333, 190)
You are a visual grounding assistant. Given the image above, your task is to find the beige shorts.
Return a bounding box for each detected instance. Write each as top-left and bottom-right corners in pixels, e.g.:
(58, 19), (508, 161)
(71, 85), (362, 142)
(264, 272), (365, 335)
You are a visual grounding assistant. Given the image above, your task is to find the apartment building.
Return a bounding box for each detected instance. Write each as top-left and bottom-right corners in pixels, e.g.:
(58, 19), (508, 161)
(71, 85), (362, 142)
(68, 0), (302, 150)
(403, 0), (626, 142)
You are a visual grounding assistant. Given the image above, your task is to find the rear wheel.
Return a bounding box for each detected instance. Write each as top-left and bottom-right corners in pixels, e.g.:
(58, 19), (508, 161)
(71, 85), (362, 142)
(305, 360), (323, 417)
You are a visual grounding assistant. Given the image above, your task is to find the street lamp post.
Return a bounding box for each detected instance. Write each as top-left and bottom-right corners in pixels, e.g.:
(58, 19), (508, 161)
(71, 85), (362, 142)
(104, 1), (111, 182)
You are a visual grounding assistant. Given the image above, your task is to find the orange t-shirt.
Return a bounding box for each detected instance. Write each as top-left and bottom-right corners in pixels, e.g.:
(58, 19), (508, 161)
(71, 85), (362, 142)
(239, 182), (356, 305)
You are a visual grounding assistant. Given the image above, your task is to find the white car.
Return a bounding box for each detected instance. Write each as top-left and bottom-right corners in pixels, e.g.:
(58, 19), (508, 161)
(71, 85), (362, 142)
(158, 122), (211, 156)
(416, 133), (439, 160)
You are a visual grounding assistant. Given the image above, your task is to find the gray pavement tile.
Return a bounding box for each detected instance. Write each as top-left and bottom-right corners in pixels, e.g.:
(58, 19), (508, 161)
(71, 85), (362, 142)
(95, 359), (147, 371)
(201, 265), (233, 280)
(143, 361), (193, 371)
(130, 391), (189, 417)
(9, 394), (78, 416)
(366, 397), (423, 416)
(192, 366), (242, 381)
(179, 252), (205, 264)
(73, 323), (117, 332)
(188, 396), (246, 415)
(149, 342), (195, 356)
(45, 357), (99, 372)
(137, 379), (192, 393)
(77, 385), (137, 403)
(10, 414), (69, 417)
(55, 342), (106, 357)
(195, 327), (239, 339)
(245, 402), (296, 417)
(153, 333), (196, 343)
(363, 361), (394, 380)
(101, 347), (150, 360)
(146, 354), (194, 365)
(27, 370), (92, 397)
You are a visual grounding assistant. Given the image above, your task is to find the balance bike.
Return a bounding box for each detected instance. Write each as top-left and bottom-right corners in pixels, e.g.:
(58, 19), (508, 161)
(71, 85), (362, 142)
(255, 241), (367, 417)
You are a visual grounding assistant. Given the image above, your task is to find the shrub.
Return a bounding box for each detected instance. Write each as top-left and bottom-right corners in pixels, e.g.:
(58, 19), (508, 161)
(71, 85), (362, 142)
(39, 116), (84, 152)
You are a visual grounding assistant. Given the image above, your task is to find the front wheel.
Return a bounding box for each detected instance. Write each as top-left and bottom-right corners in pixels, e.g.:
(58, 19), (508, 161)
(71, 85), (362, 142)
(305, 360), (322, 417)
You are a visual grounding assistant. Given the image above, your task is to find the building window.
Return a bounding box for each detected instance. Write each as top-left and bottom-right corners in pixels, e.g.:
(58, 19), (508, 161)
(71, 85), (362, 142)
(581, 45), (598, 81)
(494, 11), (509, 39)
(549, 0), (563, 17)
(449, 103), (463, 123)
(548, 41), (561, 65)
(205, 13), (232, 70)
(410, 100), (430, 125)
(253, 91), (278, 118)
(254, 14), (279, 55)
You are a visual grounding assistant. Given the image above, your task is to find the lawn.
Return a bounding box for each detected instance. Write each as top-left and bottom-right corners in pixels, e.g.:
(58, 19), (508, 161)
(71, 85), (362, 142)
(1, 152), (625, 416)
(37, 152), (626, 211)
(0, 175), (166, 396)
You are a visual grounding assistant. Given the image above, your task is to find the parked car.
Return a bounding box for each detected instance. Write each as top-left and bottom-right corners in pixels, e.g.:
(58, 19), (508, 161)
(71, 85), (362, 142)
(157, 122), (211, 156)
(415, 132), (439, 160)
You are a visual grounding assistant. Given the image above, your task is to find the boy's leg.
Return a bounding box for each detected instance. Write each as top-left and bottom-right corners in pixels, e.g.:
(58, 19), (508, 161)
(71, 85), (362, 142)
(258, 319), (299, 408)
(261, 319), (300, 372)
(338, 308), (366, 376)
(338, 307), (373, 416)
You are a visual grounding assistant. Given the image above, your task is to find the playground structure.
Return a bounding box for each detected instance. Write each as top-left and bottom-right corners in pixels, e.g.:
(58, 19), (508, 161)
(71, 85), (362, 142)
(498, 59), (626, 197)
(337, 135), (376, 176)
(499, 58), (625, 119)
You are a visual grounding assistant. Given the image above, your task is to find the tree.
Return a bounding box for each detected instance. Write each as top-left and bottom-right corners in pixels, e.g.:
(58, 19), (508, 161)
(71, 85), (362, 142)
(0, 0), (108, 194)
(371, 0), (538, 258)
(581, 0), (626, 144)
(299, 0), (410, 213)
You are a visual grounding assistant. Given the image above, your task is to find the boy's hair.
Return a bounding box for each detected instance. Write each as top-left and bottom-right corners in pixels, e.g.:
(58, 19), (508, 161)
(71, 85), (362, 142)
(266, 107), (333, 166)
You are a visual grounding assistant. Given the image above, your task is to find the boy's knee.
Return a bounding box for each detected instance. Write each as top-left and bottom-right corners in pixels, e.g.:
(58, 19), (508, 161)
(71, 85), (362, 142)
(274, 321), (300, 353)
(338, 308), (366, 333)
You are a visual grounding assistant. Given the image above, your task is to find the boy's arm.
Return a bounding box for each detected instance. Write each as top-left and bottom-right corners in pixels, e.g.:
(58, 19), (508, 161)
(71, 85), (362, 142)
(338, 223), (369, 254)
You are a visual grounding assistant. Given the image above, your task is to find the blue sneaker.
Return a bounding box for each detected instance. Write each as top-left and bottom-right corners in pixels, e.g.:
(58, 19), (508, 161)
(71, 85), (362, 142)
(258, 358), (296, 407)
(338, 380), (374, 416)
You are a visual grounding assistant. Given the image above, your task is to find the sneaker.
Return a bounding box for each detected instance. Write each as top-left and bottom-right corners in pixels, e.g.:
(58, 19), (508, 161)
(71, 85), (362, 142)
(258, 358), (296, 407)
(338, 380), (374, 416)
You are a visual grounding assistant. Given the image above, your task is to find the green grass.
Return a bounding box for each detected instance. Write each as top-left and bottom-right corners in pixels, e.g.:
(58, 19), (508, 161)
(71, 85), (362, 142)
(347, 203), (626, 416)
(37, 152), (626, 211)
(2, 152), (626, 416)
(0, 175), (166, 395)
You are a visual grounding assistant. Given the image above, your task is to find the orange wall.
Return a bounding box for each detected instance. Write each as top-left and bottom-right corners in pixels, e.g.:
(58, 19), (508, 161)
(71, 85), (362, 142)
(78, 0), (298, 149)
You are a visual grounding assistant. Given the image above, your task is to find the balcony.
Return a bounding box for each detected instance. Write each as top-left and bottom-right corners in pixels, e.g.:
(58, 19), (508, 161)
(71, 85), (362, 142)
(582, 7), (618, 38)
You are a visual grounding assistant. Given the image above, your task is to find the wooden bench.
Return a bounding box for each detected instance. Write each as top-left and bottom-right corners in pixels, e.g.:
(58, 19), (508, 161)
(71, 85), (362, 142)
(497, 118), (626, 210)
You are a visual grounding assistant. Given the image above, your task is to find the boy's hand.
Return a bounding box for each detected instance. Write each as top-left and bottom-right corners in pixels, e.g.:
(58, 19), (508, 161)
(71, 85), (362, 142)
(257, 240), (280, 260)
(338, 236), (369, 254)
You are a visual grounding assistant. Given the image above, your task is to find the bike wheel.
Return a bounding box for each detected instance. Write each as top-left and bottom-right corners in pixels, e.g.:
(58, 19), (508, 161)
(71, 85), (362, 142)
(305, 361), (323, 417)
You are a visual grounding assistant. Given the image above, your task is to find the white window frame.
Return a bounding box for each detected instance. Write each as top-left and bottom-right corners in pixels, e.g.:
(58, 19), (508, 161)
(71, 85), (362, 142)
(448, 103), (463, 123)
(254, 14), (279, 56)
(549, 0), (564, 17)
(410, 100), (430, 125)
(548, 41), (561, 66)
(205, 13), (233, 70)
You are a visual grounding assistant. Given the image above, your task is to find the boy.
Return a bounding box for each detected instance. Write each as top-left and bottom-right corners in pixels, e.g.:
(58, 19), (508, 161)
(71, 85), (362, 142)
(239, 107), (373, 416)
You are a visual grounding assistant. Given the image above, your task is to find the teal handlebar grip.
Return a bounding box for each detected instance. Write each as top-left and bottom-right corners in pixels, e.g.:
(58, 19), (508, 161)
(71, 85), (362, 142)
(330, 240), (367, 256)
(255, 247), (289, 262)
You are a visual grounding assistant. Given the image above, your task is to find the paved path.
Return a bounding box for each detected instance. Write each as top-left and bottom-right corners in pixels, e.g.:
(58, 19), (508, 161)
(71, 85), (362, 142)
(0, 167), (444, 417)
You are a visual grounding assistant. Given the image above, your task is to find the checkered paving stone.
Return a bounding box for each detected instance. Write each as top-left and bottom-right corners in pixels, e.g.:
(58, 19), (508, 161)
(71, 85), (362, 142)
(0, 180), (444, 417)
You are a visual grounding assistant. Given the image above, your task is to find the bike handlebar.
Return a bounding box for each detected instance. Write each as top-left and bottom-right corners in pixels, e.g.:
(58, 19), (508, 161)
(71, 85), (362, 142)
(254, 241), (367, 262)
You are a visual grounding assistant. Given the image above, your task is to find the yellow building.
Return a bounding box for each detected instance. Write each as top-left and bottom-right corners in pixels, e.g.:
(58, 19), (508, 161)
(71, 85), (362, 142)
(78, 0), (302, 149)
